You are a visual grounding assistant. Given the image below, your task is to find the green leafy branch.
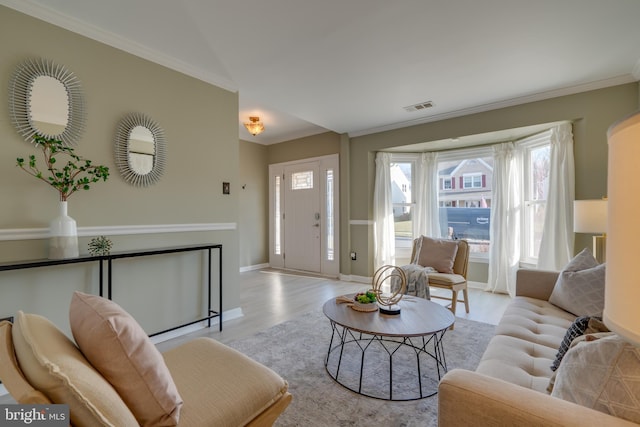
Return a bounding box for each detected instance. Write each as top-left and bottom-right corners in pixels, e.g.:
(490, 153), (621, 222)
(16, 135), (109, 201)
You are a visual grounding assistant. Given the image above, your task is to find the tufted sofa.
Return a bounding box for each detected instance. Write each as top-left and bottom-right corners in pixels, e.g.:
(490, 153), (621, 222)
(438, 268), (638, 426)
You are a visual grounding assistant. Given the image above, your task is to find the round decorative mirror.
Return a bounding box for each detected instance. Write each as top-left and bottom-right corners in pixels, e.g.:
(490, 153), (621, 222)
(8, 58), (86, 146)
(115, 113), (166, 187)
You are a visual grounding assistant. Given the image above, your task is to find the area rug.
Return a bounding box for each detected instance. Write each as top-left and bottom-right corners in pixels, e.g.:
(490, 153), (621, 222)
(227, 309), (495, 427)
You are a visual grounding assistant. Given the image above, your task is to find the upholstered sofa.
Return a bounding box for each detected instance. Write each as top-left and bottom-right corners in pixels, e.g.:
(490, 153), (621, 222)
(438, 268), (638, 427)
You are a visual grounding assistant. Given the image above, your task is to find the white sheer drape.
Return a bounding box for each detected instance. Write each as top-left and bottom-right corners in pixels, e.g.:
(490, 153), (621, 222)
(373, 152), (395, 268)
(486, 142), (522, 296)
(414, 152), (440, 238)
(537, 123), (575, 270)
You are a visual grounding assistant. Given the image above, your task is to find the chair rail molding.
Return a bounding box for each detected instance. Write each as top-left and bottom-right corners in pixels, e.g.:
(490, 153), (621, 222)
(0, 223), (237, 241)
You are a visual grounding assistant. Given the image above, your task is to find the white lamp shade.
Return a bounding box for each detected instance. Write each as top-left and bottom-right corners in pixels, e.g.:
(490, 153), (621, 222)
(573, 199), (607, 233)
(604, 110), (640, 345)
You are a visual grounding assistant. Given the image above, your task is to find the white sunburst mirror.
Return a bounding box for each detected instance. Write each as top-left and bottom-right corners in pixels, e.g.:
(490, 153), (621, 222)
(114, 113), (166, 187)
(8, 58), (86, 147)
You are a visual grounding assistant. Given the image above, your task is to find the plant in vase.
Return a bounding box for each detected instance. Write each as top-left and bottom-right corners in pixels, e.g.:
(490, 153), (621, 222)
(16, 135), (110, 259)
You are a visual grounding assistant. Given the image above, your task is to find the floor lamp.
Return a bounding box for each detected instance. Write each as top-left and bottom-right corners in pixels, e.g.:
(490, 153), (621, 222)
(573, 199), (607, 263)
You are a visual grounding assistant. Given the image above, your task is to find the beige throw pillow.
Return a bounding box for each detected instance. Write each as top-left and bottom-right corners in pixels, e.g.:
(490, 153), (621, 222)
(416, 236), (459, 274)
(11, 311), (138, 426)
(552, 334), (640, 423)
(70, 292), (183, 427)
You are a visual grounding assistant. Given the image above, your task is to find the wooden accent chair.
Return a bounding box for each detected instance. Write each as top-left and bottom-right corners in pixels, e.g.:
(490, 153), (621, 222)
(408, 237), (470, 315)
(0, 313), (291, 427)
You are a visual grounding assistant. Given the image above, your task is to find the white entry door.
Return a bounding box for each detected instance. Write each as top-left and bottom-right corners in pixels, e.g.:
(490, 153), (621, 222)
(283, 162), (321, 272)
(269, 154), (339, 276)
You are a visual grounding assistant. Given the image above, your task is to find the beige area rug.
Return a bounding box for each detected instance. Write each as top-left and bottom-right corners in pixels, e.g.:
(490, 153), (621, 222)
(228, 309), (495, 427)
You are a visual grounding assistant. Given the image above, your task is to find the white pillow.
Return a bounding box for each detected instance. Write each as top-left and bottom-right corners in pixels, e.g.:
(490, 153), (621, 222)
(549, 248), (605, 317)
(552, 334), (640, 423)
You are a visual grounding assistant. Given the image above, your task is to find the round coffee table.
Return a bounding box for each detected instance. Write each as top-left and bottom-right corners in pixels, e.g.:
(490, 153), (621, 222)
(323, 295), (454, 400)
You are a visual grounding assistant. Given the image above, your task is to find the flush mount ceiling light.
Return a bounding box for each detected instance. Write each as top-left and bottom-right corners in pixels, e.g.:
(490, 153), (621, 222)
(244, 116), (265, 136)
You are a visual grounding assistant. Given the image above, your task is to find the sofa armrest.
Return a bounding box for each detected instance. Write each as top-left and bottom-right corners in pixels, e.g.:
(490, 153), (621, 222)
(515, 268), (559, 300)
(439, 369), (637, 427)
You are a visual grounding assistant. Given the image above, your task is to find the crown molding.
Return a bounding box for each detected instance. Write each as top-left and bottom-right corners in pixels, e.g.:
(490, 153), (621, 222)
(0, 0), (238, 92)
(349, 74), (637, 138)
(0, 223), (236, 241)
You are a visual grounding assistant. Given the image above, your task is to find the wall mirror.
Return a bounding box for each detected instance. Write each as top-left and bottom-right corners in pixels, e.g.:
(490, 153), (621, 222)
(8, 58), (86, 146)
(115, 112), (166, 187)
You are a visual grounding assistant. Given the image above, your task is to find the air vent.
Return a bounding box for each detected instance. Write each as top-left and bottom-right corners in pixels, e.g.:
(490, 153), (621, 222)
(404, 101), (434, 112)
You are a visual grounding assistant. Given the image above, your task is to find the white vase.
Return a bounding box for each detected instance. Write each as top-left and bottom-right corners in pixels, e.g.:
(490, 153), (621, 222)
(49, 201), (79, 259)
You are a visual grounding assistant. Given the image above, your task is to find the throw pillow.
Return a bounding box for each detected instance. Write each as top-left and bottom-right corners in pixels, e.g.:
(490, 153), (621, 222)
(11, 311), (139, 426)
(69, 291), (183, 427)
(416, 236), (459, 274)
(549, 248), (605, 317)
(550, 316), (610, 372)
(551, 334), (640, 423)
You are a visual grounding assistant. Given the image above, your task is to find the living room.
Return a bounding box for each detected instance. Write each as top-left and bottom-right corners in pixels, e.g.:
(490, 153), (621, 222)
(0, 1), (640, 426)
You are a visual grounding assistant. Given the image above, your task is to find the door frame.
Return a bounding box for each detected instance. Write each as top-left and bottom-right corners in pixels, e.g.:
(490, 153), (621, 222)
(269, 154), (339, 277)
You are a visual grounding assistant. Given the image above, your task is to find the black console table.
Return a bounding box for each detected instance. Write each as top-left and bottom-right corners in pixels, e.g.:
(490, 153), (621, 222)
(0, 243), (222, 336)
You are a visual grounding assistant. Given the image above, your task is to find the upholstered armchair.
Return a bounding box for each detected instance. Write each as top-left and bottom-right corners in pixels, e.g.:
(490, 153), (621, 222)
(0, 292), (291, 427)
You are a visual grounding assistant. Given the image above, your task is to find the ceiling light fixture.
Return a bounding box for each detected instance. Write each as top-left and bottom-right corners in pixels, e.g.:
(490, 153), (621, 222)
(244, 116), (265, 136)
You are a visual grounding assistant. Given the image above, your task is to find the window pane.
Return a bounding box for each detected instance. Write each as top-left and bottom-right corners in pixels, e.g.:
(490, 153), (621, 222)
(391, 161), (414, 264)
(531, 145), (550, 201)
(274, 175), (281, 254)
(524, 144), (550, 260)
(438, 157), (492, 254)
(291, 171), (313, 190)
(326, 169), (334, 261)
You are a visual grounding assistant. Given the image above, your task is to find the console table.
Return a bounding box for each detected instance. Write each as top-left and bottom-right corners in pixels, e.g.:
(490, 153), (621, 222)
(0, 243), (222, 336)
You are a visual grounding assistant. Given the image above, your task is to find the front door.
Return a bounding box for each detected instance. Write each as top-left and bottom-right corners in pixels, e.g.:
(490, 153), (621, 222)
(283, 162), (321, 272)
(269, 154), (339, 276)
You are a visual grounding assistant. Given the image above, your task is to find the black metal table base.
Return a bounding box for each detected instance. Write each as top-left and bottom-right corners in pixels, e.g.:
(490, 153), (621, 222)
(324, 320), (448, 401)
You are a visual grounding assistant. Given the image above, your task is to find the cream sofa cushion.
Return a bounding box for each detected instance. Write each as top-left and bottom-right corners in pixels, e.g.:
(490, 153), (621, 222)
(163, 337), (289, 427)
(552, 334), (640, 423)
(11, 311), (138, 427)
(70, 291), (183, 427)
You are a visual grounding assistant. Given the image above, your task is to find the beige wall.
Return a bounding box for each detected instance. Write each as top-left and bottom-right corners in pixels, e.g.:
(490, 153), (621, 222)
(267, 131), (341, 165)
(348, 83), (639, 279)
(0, 7), (240, 333)
(239, 140), (269, 268)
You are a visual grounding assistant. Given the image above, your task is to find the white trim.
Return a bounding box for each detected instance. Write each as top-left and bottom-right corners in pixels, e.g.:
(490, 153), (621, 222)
(0, 223), (237, 241)
(149, 307), (244, 344)
(0, 0), (238, 92)
(350, 220), (374, 226)
(240, 263), (269, 273)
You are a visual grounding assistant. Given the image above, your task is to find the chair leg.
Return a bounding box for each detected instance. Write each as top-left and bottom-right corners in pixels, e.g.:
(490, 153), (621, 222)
(450, 289), (458, 315)
(463, 288), (470, 313)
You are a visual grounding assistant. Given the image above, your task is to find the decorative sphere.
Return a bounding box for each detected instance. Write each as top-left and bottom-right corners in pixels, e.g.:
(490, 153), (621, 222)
(371, 265), (406, 307)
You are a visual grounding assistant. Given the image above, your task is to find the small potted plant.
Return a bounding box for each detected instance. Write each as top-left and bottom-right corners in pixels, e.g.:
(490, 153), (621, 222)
(16, 135), (110, 259)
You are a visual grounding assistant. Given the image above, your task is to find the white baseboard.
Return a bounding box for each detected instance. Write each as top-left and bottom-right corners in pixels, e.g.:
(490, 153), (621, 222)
(339, 274), (372, 284)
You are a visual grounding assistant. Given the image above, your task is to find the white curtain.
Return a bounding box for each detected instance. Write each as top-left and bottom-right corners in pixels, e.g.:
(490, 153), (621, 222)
(537, 123), (575, 270)
(486, 142), (522, 296)
(414, 152), (440, 238)
(373, 152), (395, 268)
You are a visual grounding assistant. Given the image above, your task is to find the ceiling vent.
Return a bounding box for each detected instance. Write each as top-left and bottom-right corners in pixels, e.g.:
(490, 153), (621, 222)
(403, 101), (434, 112)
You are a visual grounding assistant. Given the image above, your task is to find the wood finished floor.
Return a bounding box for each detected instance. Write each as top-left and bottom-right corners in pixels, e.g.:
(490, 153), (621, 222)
(157, 268), (511, 351)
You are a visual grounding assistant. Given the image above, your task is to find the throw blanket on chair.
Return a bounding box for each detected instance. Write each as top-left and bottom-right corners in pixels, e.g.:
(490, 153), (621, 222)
(391, 265), (435, 300)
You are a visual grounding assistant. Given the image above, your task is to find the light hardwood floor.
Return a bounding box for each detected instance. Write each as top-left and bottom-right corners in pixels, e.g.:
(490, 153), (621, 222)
(158, 268), (511, 351)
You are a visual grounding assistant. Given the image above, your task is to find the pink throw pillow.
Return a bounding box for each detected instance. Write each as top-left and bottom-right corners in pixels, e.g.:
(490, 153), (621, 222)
(69, 291), (183, 426)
